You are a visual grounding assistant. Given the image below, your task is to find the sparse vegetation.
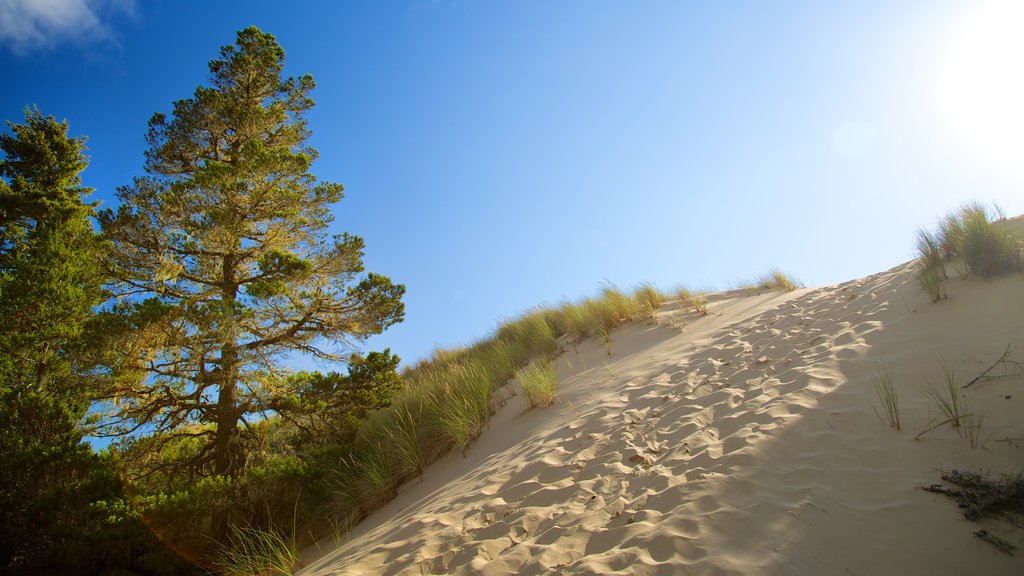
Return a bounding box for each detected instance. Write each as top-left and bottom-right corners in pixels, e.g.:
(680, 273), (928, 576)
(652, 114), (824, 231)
(600, 329), (614, 356)
(921, 362), (966, 430)
(871, 368), (901, 431)
(962, 411), (984, 449)
(743, 269), (800, 294)
(916, 362), (983, 443)
(314, 282), (670, 540)
(676, 285), (710, 315)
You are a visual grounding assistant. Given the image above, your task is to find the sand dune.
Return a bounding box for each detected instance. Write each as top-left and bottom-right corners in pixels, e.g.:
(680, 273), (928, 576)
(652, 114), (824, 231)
(299, 262), (1024, 575)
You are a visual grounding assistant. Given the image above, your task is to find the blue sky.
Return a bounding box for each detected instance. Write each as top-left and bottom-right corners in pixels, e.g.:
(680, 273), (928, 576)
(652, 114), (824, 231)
(4, 0), (1023, 370)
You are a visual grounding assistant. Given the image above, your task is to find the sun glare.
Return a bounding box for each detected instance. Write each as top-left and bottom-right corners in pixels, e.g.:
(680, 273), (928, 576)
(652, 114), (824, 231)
(937, 0), (1024, 176)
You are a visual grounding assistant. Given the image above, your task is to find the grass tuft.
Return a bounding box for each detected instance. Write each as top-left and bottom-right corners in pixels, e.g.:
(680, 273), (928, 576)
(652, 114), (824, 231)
(517, 359), (557, 408)
(915, 228), (947, 302)
(927, 202), (1023, 280)
(743, 268), (800, 294)
(916, 362), (978, 441)
(870, 368), (900, 431)
(216, 522), (299, 576)
(675, 285), (710, 316)
(632, 282), (665, 320)
(924, 362), (965, 430)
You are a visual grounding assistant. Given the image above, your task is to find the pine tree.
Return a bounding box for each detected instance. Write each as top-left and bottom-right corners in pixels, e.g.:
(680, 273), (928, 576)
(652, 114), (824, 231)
(0, 109), (142, 575)
(99, 27), (405, 480)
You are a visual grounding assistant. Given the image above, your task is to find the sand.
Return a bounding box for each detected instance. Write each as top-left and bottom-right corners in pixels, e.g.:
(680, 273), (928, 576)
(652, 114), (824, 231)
(298, 262), (1024, 575)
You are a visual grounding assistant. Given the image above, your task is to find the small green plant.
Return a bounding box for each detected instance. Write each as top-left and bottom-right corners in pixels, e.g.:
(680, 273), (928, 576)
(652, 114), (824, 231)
(599, 329), (613, 356)
(870, 368), (900, 431)
(962, 411), (984, 449)
(915, 228), (947, 302)
(917, 362), (971, 439)
(517, 359), (557, 408)
(563, 357), (577, 376)
(327, 515), (351, 548)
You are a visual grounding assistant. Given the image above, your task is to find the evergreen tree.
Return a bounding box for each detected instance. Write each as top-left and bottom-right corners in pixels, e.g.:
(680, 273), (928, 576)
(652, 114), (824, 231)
(0, 109), (190, 576)
(99, 27), (405, 481)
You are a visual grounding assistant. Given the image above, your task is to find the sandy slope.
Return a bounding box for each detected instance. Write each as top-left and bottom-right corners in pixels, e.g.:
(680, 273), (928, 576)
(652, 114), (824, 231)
(299, 262), (1024, 575)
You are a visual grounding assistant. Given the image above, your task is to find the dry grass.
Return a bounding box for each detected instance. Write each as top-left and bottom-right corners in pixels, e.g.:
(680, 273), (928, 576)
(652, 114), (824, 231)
(741, 268), (800, 294)
(675, 285), (710, 315)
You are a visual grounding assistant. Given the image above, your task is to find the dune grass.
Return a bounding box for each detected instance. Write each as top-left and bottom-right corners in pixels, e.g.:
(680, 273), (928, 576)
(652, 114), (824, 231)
(914, 228), (947, 302)
(632, 282), (665, 320)
(315, 282), (676, 535)
(312, 270), (825, 537)
(919, 203), (1023, 294)
(742, 268), (801, 295)
(924, 363), (966, 430)
(216, 516), (300, 576)
(517, 359), (558, 408)
(675, 285), (710, 315)
(870, 368), (901, 431)
(915, 362), (983, 444)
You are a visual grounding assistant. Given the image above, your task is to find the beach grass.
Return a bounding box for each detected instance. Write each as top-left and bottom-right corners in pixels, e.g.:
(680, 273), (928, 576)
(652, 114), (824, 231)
(742, 269), (800, 295)
(675, 285), (710, 315)
(923, 203), (1023, 284)
(216, 518), (300, 576)
(914, 228), (947, 302)
(871, 368), (901, 431)
(517, 359), (558, 408)
(916, 362), (975, 440)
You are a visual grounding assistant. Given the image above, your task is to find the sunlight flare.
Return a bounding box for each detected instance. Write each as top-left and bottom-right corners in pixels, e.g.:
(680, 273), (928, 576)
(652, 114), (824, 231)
(937, 0), (1024, 176)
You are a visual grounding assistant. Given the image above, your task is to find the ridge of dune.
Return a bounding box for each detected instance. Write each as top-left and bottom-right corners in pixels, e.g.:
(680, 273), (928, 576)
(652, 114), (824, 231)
(299, 261), (1024, 575)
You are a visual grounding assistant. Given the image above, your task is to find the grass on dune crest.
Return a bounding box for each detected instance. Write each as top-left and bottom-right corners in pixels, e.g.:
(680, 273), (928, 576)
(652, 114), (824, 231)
(915, 203), (1023, 299)
(743, 268), (801, 294)
(311, 269), (810, 547)
(326, 282), (672, 538)
(632, 282), (664, 320)
(674, 285), (710, 316)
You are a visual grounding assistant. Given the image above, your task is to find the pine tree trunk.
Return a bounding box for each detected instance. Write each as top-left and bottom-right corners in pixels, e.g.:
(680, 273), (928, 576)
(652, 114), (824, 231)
(212, 254), (240, 539)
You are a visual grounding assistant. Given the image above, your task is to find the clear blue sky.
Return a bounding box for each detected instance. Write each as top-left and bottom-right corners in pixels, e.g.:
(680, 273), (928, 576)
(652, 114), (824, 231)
(4, 0), (1023, 370)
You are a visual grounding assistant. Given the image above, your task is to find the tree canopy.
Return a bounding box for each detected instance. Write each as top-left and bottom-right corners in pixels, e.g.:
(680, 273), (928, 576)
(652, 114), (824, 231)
(99, 27), (405, 480)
